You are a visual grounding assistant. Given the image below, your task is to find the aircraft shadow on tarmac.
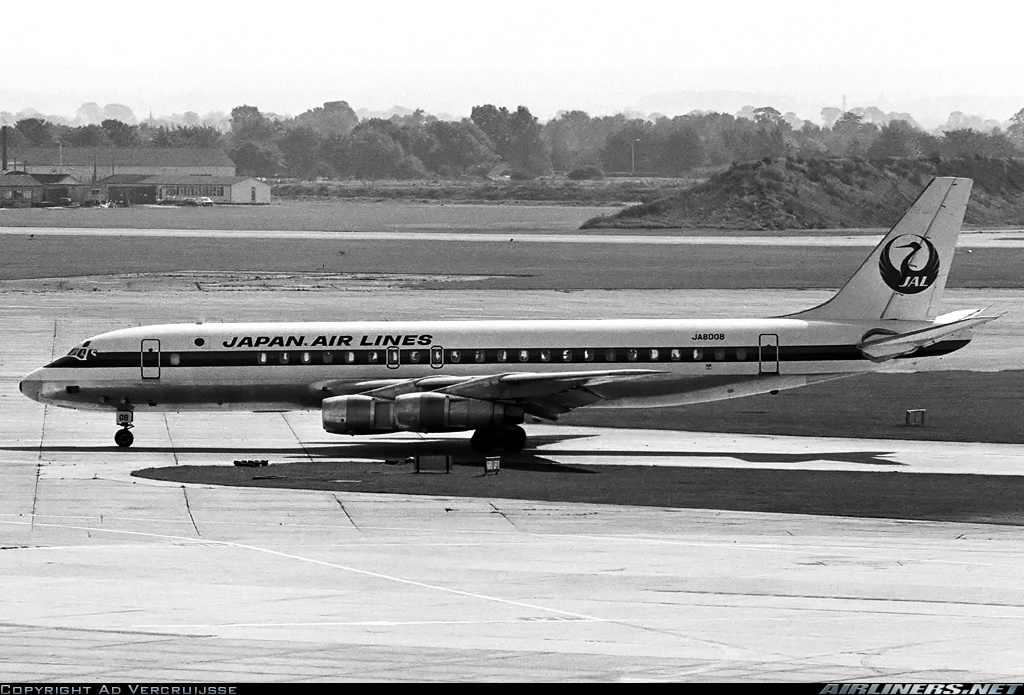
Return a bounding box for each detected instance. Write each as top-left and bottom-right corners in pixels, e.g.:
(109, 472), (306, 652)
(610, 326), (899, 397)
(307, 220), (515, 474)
(1, 432), (904, 469)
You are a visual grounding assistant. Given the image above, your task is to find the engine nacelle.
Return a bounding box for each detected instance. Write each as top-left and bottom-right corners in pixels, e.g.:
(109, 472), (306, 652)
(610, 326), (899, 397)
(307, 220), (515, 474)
(393, 392), (523, 433)
(322, 395), (396, 434)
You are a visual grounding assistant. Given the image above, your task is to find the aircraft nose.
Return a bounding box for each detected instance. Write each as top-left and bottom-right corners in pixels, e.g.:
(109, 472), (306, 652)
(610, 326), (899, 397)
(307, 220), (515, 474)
(19, 369), (44, 403)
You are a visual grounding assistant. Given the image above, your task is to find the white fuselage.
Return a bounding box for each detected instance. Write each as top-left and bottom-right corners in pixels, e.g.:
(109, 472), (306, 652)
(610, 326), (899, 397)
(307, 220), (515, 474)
(19, 316), (968, 414)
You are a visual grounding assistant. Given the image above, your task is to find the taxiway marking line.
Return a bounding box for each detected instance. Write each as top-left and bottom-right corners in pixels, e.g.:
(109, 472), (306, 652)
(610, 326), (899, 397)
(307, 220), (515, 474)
(7, 509), (1023, 563)
(127, 617), (589, 629)
(7, 515), (1020, 571)
(0, 518), (605, 623)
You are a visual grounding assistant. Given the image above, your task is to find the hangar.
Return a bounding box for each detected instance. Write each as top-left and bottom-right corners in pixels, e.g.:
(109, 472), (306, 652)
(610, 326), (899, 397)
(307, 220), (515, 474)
(31, 173), (89, 204)
(9, 146), (237, 179)
(100, 174), (157, 205)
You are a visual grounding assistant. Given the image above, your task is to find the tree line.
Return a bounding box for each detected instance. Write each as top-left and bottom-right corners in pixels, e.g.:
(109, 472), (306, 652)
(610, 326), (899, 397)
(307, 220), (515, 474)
(7, 117), (225, 150)
(7, 101), (1024, 180)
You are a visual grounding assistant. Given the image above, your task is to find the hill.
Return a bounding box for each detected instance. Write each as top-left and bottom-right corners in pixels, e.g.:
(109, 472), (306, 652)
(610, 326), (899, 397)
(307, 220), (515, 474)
(581, 157), (1024, 230)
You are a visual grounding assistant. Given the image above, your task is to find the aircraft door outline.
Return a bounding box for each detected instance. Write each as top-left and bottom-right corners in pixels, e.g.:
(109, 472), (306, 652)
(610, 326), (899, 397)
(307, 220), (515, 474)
(141, 339), (161, 379)
(386, 346), (400, 369)
(430, 346), (444, 369)
(758, 334), (779, 374)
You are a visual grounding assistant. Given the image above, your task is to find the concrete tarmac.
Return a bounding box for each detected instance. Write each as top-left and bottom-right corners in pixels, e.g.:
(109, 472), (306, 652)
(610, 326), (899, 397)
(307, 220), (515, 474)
(3, 289), (1024, 681)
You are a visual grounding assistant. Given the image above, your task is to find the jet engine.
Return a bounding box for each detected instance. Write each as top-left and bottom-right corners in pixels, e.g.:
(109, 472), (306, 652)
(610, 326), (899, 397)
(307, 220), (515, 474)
(322, 392), (523, 434)
(321, 395), (396, 434)
(392, 392), (523, 433)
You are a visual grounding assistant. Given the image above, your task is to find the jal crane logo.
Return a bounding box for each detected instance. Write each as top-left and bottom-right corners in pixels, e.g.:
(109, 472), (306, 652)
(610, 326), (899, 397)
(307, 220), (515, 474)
(878, 234), (940, 294)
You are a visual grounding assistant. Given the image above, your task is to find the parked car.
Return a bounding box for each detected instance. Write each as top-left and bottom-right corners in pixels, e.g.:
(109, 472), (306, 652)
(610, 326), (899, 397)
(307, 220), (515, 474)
(196, 197), (214, 207)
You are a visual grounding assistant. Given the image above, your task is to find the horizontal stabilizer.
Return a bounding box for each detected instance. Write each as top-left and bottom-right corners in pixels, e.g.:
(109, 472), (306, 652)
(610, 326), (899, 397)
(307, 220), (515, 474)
(857, 311), (999, 362)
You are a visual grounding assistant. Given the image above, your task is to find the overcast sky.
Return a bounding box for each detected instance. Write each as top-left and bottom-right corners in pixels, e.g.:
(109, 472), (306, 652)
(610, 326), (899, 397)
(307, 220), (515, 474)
(7, 0), (1024, 126)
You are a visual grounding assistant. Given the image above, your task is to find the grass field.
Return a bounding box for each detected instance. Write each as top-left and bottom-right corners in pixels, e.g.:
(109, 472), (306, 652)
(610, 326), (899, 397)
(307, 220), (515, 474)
(0, 199), (614, 233)
(1, 229), (1021, 290)
(0, 198), (974, 235)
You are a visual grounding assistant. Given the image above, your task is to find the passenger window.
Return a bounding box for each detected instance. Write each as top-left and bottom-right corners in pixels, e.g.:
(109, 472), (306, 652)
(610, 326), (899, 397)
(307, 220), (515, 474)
(450, 350), (461, 363)
(650, 349), (659, 360)
(301, 352), (311, 364)
(671, 349), (681, 361)
(169, 353), (180, 366)
(562, 349), (572, 362)
(280, 352), (290, 364)
(628, 349), (638, 361)
(368, 351), (380, 363)
(735, 348), (747, 361)
(258, 352), (268, 365)
(540, 350), (551, 362)
(605, 349), (616, 361)
(498, 350), (508, 362)
(693, 349), (703, 361)
(345, 352), (355, 363)
(323, 352), (334, 364)
(409, 351), (421, 363)
(475, 350), (485, 363)
(714, 348), (726, 361)
(584, 349), (595, 362)
(519, 350), (529, 362)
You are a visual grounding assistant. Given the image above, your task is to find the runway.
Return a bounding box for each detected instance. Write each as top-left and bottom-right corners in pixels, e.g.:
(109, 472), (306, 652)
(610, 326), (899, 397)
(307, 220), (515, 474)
(3, 287), (1024, 680)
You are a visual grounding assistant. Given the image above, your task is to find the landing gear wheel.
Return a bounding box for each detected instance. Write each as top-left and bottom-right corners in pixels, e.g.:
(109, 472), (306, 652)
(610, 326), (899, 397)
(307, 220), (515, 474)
(471, 426), (526, 454)
(114, 429), (134, 448)
(497, 426), (527, 453)
(470, 428), (498, 454)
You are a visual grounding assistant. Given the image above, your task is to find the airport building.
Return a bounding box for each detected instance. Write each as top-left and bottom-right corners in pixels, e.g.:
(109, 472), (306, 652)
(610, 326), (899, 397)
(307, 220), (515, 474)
(0, 172), (44, 207)
(31, 173), (89, 204)
(99, 174), (271, 205)
(7, 146), (237, 180)
(152, 175), (271, 204)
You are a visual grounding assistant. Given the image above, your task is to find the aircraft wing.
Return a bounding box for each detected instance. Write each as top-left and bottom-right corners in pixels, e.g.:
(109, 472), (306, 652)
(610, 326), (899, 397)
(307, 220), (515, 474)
(436, 369), (661, 419)
(315, 369), (662, 420)
(314, 375), (467, 398)
(858, 310), (1000, 362)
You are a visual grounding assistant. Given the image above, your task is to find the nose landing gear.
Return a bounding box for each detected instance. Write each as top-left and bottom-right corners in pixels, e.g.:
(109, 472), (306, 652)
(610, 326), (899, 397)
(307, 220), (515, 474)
(115, 411), (134, 448)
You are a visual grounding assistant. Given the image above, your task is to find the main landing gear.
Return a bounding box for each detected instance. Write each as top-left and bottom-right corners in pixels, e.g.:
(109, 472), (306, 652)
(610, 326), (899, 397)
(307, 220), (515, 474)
(470, 426), (527, 454)
(115, 411), (134, 448)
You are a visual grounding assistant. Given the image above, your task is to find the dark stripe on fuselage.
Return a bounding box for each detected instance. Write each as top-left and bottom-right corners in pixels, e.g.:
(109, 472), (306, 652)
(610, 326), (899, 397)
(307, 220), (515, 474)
(43, 340), (970, 370)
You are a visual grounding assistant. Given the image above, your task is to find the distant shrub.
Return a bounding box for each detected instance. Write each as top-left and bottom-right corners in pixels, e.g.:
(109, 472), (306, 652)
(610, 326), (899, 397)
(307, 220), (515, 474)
(567, 165), (606, 180)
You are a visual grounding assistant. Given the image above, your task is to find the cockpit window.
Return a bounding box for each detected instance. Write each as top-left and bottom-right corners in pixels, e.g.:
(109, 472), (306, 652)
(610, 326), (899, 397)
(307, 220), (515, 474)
(66, 347), (99, 361)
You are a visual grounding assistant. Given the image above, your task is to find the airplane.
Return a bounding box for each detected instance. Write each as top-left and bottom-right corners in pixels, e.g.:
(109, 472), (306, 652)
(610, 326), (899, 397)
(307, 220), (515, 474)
(19, 176), (997, 453)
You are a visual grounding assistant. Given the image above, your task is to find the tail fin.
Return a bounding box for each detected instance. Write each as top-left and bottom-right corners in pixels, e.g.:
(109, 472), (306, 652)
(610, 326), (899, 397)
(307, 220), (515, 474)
(791, 176), (972, 321)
